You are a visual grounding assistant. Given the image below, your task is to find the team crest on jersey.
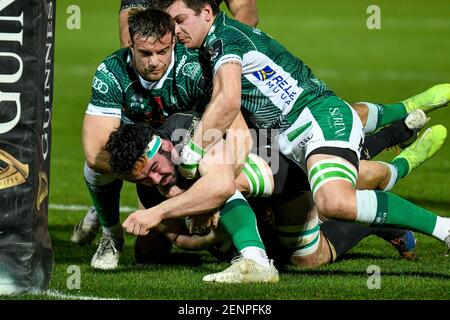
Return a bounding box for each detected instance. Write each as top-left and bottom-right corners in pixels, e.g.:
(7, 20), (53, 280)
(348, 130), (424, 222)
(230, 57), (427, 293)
(182, 62), (202, 80)
(208, 39), (223, 62)
(252, 66), (276, 81)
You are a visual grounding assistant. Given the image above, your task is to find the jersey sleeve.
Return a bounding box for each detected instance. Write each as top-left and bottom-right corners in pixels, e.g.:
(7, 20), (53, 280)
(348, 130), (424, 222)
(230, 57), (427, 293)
(86, 62), (124, 118)
(205, 32), (251, 75)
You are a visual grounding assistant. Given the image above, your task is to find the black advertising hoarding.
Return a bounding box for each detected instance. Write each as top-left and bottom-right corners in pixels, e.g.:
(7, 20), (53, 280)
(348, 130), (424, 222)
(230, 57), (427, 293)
(0, 0), (55, 294)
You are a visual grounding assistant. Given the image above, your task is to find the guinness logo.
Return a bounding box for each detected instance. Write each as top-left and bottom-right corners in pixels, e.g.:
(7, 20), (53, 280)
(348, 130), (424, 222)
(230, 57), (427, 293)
(0, 149), (29, 190)
(37, 171), (48, 210)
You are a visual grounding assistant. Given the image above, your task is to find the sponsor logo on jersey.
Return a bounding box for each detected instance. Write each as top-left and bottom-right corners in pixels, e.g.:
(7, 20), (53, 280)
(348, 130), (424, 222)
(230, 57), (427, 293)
(92, 76), (109, 94)
(97, 63), (121, 91)
(250, 64), (300, 107)
(175, 55), (187, 76)
(298, 133), (313, 148)
(328, 108), (346, 137)
(252, 66), (276, 81)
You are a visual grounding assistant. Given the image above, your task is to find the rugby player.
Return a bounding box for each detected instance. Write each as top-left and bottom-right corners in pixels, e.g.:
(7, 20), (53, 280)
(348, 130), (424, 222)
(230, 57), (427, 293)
(119, 0), (258, 47)
(78, 9), (212, 270)
(148, 1), (450, 267)
(75, 7), (448, 271)
(105, 112), (446, 282)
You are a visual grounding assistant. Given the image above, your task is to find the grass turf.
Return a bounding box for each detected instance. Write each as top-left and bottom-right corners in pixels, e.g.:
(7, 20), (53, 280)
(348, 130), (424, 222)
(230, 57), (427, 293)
(9, 0), (450, 300)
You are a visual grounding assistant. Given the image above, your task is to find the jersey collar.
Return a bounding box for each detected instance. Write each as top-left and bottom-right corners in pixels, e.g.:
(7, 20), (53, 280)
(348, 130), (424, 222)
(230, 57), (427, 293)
(202, 11), (225, 49)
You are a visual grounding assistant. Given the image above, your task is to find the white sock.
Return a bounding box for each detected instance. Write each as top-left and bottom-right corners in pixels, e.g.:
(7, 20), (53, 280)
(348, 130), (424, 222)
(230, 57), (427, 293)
(432, 216), (450, 241)
(381, 162), (398, 191)
(240, 246), (270, 268)
(103, 223), (123, 240)
(361, 102), (380, 134)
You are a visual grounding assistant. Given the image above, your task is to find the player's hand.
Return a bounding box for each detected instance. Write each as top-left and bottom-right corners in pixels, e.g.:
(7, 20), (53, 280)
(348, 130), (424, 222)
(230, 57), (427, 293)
(187, 211), (220, 234)
(122, 209), (162, 236)
(178, 138), (204, 180)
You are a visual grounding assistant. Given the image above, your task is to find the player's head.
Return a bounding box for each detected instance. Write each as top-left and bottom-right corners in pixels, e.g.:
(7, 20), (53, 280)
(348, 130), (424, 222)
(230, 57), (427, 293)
(128, 8), (176, 81)
(106, 123), (178, 189)
(152, 0), (219, 48)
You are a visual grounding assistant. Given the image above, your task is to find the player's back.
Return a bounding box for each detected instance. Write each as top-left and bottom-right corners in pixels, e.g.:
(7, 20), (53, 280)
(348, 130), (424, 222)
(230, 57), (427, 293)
(203, 12), (334, 131)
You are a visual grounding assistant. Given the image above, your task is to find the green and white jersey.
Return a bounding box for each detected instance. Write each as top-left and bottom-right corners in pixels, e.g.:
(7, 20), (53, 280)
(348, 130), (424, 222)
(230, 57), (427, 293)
(202, 12), (334, 131)
(86, 46), (212, 127)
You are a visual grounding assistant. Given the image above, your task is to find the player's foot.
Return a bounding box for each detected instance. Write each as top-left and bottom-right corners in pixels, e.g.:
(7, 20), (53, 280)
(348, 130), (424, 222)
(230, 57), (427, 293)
(70, 207), (100, 245)
(404, 109), (429, 131)
(91, 235), (123, 270)
(445, 233), (450, 257)
(402, 83), (450, 114)
(390, 231), (417, 260)
(202, 257), (279, 283)
(393, 124), (447, 175)
(397, 110), (430, 150)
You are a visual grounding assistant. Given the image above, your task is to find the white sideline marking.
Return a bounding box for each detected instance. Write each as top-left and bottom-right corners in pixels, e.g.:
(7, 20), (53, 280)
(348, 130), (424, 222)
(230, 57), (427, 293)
(49, 204), (136, 213)
(39, 289), (120, 300)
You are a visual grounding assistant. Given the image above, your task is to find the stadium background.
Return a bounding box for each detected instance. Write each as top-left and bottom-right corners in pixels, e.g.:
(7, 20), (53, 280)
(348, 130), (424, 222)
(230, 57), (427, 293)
(31, 0), (450, 299)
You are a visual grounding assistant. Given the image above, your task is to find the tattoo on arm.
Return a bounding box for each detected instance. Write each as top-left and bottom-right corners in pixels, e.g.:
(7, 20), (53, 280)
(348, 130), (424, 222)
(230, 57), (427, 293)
(220, 61), (242, 67)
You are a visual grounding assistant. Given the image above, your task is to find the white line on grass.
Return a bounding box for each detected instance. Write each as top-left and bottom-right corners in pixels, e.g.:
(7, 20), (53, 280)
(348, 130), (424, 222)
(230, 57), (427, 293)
(49, 203), (136, 213)
(39, 289), (121, 300)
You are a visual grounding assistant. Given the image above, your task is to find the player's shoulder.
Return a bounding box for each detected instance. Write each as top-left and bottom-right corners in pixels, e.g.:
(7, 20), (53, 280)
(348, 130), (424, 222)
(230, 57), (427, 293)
(174, 44), (202, 63)
(98, 48), (130, 73)
(205, 12), (256, 55)
(174, 44), (212, 88)
(157, 111), (201, 141)
(94, 48), (135, 88)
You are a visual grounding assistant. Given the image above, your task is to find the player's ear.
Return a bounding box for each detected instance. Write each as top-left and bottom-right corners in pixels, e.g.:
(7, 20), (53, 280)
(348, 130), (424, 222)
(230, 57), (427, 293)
(128, 38), (134, 51)
(161, 139), (173, 152)
(202, 3), (214, 22)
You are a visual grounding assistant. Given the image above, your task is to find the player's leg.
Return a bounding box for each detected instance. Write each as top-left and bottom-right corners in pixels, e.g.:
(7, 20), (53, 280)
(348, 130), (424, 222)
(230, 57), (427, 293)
(202, 191), (279, 283)
(320, 219), (417, 261)
(357, 125), (447, 191)
(273, 194), (416, 267)
(82, 163), (124, 270)
(280, 97), (450, 251)
(70, 206), (99, 245)
(361, 110), (428, 160)
(272, 194), (332, 268)
(353, 83), (450, 134)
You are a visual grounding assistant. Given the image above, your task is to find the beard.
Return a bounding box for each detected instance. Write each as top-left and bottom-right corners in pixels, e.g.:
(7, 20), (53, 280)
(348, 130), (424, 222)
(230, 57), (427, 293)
(158, 149), (177, 189)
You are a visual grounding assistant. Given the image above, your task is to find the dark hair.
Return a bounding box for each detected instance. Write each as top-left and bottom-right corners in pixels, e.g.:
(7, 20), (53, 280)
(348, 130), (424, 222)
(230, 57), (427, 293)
(105, 122), (156, 176)
(152, 0), (220, 15)
(128, 7), (175, 43)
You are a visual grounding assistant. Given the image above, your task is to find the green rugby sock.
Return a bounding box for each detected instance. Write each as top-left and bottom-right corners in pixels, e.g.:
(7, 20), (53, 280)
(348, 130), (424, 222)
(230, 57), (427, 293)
(376, 103), (408, 128)
(219, 198), (266, 252)
(389, 157), (409, 181)
(373, 190), (437, 236)
(85, 178), (123, 227)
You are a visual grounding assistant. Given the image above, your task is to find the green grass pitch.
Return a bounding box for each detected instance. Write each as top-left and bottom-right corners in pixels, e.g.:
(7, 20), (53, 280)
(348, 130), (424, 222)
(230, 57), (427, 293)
(16, 0), (450, 300)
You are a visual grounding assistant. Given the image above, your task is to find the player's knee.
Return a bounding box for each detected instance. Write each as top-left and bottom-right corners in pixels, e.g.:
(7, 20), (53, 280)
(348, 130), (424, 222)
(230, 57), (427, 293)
(351, 102), (369, 124)
(289, 234), (331, 268)
(314, 190), (356, 221)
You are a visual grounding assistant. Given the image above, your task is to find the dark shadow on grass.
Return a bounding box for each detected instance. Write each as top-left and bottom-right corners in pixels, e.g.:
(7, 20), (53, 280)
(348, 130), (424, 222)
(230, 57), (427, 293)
(337, 252), (399, 261)
(281, 268), (450, 280)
